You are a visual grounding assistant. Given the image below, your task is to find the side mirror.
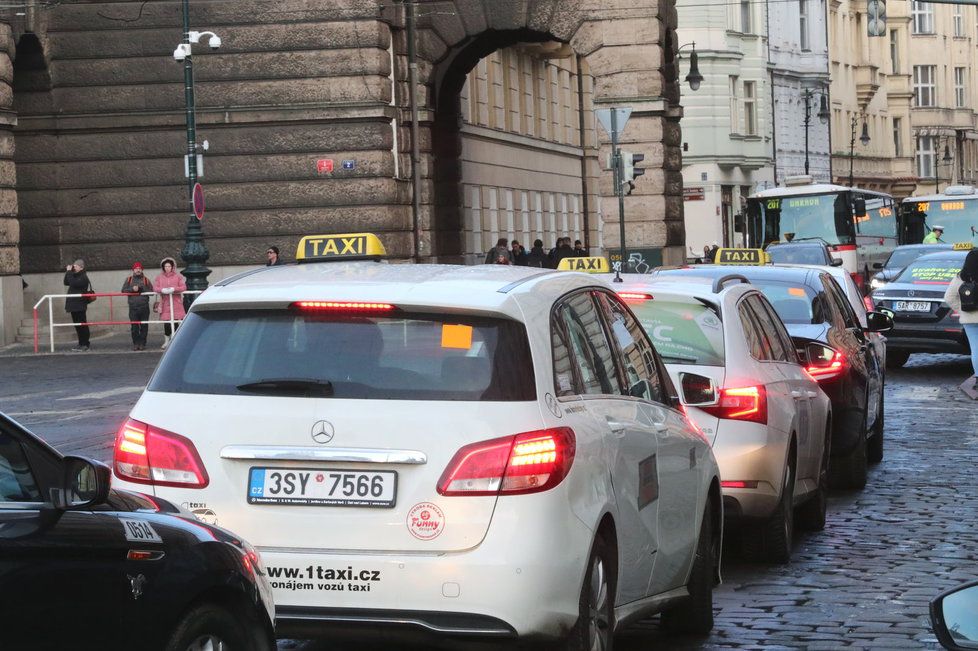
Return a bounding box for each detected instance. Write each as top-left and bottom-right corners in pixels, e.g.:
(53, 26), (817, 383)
(872, 262), (884, 270)
(831, 258), (844, 267)
(680, 373), (717, 406)
(865, 311), (893, 334)
(53, 457), (111, 510)
(931, 581), (978, 650)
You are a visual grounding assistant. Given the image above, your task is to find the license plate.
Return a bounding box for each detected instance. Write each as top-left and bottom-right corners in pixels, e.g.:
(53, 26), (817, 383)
(894, 301), (930, 312)
(247, 468), (397, 507)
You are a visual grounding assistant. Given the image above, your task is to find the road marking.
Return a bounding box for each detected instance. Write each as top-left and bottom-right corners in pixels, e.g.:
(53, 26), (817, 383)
(58, 386), (144, 401)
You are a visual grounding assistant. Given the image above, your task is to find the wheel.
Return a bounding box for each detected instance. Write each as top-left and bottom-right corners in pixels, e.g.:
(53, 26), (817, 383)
(867, 389), (884, 464)
(164, 602), (270, 651)
(742, 460), (794, 564)
(829, 409), (868, 490)
(660, 502), (716, 634)
(886, 350), (910, 369)
(797, 428), (830, 532)
(565, 536), (614, 651)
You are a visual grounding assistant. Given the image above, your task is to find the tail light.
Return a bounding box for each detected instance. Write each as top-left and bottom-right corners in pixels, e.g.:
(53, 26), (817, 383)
(291, 301), (395, 312)
(114, 418), (209, 488)
(721, 480), (759, 489)
(700, 386), (767, 424)
(618, 292), (653, 302)
(437, 428), (575, 497)
(805, 344), (846, 381)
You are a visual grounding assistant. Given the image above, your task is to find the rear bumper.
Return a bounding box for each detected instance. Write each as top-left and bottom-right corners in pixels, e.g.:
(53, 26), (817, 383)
(885, 325), (969, 354)
(712, 421), (785, 521)
(276, 606), (516, 641)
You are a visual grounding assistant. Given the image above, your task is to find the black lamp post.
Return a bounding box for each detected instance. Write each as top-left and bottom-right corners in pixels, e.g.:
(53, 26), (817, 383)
(679, 43), (704, 91)
(936, 138), (954, 193)
(802, 89), (830, 175)
(848, 115), (870, 187)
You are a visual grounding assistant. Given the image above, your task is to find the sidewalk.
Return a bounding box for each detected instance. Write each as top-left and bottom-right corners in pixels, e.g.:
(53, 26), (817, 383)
(0, 327), (169, 358)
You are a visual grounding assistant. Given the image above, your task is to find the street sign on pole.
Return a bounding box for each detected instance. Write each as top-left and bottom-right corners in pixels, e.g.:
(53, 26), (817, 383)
(595, 108), (632, 138)
(192, 182), (205, 221)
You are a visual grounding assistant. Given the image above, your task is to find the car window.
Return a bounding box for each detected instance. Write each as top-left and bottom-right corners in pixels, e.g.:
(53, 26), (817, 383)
(885, 247), (932, 269)
(626, 298), (725, 367)
(557, 293), (620, 396)
(150, 310), (535, 401)
(750, 278), (821, 325)
(551, 318), (578, 398)
(593, 292), (665, 404)
(745, 295), (787, 361)
(765, 245), (828, 265)
(0, 430), (43, 504)
(822, 276), (858, 329)
(753, 295), (797, 363)
(738, 300), (769, 360)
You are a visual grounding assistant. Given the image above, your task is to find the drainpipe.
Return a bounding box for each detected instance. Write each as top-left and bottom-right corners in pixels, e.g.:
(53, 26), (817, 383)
(576, 54), (591, 251)
(406, 1), (423, 261)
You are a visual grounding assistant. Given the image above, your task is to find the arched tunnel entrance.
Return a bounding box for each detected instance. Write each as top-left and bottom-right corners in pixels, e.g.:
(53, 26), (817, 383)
(428, 29), (601, 263)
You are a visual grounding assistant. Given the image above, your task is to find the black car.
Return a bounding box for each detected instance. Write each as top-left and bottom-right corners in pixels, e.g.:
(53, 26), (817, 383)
(0, 412), (275, 651)
(870, 250), (970, 368)
(869, 244), (953, 291)
(654, 265), (891, 490)
(765, 241), (841, 267)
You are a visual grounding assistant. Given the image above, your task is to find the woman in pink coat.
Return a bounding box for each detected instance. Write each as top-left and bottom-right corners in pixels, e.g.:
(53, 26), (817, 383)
(154, 256), (187, 349)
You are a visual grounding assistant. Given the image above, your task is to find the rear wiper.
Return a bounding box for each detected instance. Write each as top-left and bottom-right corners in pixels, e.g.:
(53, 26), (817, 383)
(236, 378), (334, 397)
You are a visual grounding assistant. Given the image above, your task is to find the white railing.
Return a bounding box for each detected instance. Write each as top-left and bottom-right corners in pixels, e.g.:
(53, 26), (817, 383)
(32, 290), (202, 353)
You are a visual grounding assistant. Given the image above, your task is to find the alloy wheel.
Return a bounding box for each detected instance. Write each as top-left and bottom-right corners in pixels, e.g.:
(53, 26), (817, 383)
(185, 635), (227, 651)
(587, 556), (611, 651)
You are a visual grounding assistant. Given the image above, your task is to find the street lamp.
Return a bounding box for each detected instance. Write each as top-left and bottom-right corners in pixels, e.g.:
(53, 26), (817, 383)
(174, 0), (220, 307)
(678, 43), (704, 91)
(848, 115), (870, 187)
(935, 138), (955, 193)
(802, 89), (830, 175)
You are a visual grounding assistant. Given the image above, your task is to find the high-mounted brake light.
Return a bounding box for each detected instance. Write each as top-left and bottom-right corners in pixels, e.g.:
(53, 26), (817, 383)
(291, 301), (395, 312)
(437, 428), (576, 497)
(618, 292), (653, 302)
(700, 386), (767, 424)
(805, 344), (846, 381)
(113, 418), (209, 488)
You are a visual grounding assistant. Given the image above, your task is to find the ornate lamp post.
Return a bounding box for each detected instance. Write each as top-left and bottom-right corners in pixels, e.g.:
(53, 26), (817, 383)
(802, 89), (830, 175)
(848, 115), (870, 187)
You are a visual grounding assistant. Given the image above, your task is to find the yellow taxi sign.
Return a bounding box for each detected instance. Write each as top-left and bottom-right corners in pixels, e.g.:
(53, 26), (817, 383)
(557, 256), (611, 273)
(296, 233), (386, 262)
(953, 242), (974, 251)
(714, 248), (768, 265)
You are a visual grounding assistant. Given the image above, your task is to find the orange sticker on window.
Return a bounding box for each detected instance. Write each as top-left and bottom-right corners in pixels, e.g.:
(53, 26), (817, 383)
(441, 324), (473, 350)
(788, 288), (807, 297)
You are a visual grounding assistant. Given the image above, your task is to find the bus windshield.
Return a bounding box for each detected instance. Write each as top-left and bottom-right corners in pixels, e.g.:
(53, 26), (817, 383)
(748, 192), (854, 247)
(901, 198), (978, 245)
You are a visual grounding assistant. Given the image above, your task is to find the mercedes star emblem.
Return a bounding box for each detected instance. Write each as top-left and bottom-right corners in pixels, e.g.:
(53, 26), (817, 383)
(311, 420), (335, 444)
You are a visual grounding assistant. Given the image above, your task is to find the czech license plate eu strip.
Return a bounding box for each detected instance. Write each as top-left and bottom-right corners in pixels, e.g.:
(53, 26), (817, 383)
(247, 468), (397, 507)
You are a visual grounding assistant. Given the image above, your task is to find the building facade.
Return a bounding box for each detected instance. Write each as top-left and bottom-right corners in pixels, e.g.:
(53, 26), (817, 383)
(677, 0), (774, 256)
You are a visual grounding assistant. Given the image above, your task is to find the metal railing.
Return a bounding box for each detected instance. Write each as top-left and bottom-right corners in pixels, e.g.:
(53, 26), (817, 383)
(32, 291), (202, 353)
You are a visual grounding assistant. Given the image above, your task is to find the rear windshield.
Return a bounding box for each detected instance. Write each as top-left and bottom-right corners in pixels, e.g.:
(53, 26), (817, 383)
(751, 280), (822, 325)
(628, 300), (725, 367)
(885, 248), (936, 270)
(896, 259), (961, 285)
(765, 245), (827, 265)
(149, 309), (536, 401)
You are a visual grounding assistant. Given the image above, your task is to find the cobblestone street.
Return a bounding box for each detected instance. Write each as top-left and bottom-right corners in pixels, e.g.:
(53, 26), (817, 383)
(2, 349), (977, 649)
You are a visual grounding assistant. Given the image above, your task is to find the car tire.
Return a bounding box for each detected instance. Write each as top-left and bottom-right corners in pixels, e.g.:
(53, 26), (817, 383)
(565, 535), (615, 651)
(830, 410), (868, 490)
(165, 602), (270, 651)
(796, 428), (829, 532)
(886, 350), (910, 369)
(742, 459), (794, 564)
(867, 390), (884, 464)
(660, 502), (716, 635)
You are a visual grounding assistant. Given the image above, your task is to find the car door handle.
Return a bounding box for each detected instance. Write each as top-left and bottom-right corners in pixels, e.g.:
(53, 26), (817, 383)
(606, 419), (626, 434)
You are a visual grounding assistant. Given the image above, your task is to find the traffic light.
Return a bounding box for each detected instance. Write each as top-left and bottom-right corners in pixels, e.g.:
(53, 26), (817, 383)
(622, 151), (646, 195)
(867, 0), (886, 37)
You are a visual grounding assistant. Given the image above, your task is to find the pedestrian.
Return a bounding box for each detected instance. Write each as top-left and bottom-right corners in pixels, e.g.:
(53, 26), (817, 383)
(705, 242), (720, 263)
(573, 240), (587, 257)
(552, 237), (576, 268)
(63, 259), (93, 352)
(154, 256), (187, 350)
(923, 225), (945, 244)
(266, 246), (284, 266)
(526, 239), (549, 268)
(944, 249), (978, 393)
(121, 262), (153, 351)
(511, 240), (528, 266)
(485, 237), (512, 264)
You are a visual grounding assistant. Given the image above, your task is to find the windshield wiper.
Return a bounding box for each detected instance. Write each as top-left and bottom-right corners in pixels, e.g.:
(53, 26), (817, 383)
(236, 378), (334, 397)
(658, 353), (699, 363)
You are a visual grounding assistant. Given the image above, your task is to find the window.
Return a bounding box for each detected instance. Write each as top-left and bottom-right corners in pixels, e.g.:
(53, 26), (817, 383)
(749, 295), (796, 363)
(799, 0), (810, 51)
(729, 76), (740, 133)
(738, 302), (771, 360)
(743, 81), (758, 136)
(954, 6), (965, 37)
(744, 296), (785, 361)
(956, 67), (967, 108)
(912, 1), (934, 35)
(593, 293), (665, 404)
(821, 276), (858, 329)
(741, 0), (752, 33)
(893, 118), (903, 157)
(917, 135), (936, 178)
(628, 299), (725, 367)
(890, 29), (900, 75)
(0, 430), (43, 503)
(913, 65), (936, 108)
(556, 293), (619, 396)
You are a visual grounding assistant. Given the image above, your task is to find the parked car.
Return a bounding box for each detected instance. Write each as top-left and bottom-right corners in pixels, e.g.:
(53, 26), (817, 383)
(870, 243), (953, 290)
(0, 411), (275, 651)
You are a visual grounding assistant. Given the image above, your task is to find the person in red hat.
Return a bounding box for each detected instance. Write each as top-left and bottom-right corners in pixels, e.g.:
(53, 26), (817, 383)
(121, 262), (153, 350)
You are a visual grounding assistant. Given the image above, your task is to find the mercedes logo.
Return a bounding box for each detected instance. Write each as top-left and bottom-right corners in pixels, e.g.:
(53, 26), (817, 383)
(908, 289), (915, 297)
(311, 420), (335, 444)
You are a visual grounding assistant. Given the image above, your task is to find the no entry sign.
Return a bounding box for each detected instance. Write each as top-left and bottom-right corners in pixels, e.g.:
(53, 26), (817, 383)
(192, 183), (205, 221)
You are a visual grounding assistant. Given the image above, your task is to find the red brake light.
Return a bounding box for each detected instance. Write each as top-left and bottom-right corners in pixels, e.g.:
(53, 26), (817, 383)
(291, 301), (395, 312)
(721, 480), (759, 489)
(437, 428), (576, 496)
(113, 418), (209, 488)
(805, 344), (846, 381)
(618, 292), (653, 302)
(700, 386), (767, 424)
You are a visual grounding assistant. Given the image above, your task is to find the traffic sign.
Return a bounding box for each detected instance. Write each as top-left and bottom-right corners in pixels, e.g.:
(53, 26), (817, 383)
(192, 183), (205, 221)
(595, 108), (632, 137)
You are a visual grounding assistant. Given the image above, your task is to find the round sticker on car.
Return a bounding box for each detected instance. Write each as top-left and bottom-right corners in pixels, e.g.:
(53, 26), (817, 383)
(407, 502), (445, 541)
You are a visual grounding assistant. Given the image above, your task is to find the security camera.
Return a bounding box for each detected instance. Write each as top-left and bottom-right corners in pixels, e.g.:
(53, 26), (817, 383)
(172, 44), (189, 62)
(209, 35), (221, 50)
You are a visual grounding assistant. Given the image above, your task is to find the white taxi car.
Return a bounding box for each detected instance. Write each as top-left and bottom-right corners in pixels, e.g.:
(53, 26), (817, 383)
(600, 272), (831, 564)
(112, 235), (722, 648)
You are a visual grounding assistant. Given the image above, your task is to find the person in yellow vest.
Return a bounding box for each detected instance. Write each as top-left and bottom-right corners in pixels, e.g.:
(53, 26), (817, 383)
(923, 225), (945, 244)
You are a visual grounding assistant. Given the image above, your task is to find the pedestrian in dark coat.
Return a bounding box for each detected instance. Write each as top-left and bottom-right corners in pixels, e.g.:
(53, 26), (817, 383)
(266, 246), (285, 266)
(63, 259), (92, 351)
(485, 237), (512, 264)
(526, 240), (549, 268)
(122, 262), (153, 350)
(552, 239), (576, 268)
(573, 240), (587, 257)
(511, 241), (528, 266)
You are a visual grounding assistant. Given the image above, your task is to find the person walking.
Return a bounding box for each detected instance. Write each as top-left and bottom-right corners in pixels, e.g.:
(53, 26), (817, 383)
(121, 262), (153, 350)
(154, 256), (187, 349)
(485, 238), (512, 265)
(526, 239), (549, 268)
(944, 249), (978, 395)
(511, 240), (528, 266)
(266, 246), (284, 266)
(63, 259), (92, 352)
(923, 225), (945, 244)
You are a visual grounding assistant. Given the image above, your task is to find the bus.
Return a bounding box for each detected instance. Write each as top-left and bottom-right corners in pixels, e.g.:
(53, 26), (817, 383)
(899, 185), (978, 246)
(746, 181), (897, 291)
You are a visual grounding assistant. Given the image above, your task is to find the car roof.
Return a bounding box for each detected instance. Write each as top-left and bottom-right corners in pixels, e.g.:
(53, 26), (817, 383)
(197, 262), (597, 315)
(892, 243), (953, 250)
(595, 273), (753, 303)
(651, 264), (821, 285)
(766, 241), (826, 248)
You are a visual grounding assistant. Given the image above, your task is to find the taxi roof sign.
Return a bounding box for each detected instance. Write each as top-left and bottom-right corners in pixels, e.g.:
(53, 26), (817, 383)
(714, 248), (768, 265)
(557, 256), (611, 273)
(953, 242), (974, 251)
(296, 233), (386, 263)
